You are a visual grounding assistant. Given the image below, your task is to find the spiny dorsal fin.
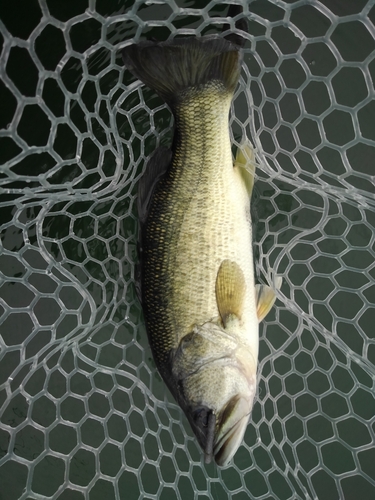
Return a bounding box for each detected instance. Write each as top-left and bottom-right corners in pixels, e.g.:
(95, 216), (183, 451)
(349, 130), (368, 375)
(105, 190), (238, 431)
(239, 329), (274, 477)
(216, 260), (246, 327)
(234, 140), (256, 196)
(255, 277), (282, 322)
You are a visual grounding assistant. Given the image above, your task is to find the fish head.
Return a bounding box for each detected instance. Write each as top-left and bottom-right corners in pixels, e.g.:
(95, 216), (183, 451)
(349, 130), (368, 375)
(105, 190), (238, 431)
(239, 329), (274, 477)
(170, 321), (257, 466)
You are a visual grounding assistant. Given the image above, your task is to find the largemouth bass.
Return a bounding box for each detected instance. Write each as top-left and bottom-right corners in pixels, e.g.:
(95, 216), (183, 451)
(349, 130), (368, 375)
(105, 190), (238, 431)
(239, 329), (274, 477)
(122, 35), (279, 466)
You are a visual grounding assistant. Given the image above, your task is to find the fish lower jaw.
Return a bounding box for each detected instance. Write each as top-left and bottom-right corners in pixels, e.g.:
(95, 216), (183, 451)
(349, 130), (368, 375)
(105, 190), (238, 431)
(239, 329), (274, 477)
(213, 411), (249, 466)
(213, 384), (256, 466)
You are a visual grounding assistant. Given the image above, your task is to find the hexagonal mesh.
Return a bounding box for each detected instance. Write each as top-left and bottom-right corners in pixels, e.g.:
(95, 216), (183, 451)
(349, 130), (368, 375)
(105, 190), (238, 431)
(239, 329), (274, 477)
(1, 0), (375, 498)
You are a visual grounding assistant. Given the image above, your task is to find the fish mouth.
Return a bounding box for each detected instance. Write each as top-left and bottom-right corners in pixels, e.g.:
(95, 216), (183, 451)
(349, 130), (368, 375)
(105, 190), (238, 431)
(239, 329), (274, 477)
(190, 395), (251, 466)
(213, 412), (248, 466)
(213, 395), (251, 466)
(190, 406), (217, 464)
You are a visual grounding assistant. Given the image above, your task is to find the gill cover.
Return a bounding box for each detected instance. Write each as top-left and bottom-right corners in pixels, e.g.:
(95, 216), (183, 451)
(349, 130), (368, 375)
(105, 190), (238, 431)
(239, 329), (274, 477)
(170, 323), (256, 466)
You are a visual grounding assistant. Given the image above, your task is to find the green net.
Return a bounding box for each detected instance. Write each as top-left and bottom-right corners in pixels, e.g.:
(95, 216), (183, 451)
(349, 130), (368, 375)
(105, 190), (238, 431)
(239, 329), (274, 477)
(0, 0), (375, 499)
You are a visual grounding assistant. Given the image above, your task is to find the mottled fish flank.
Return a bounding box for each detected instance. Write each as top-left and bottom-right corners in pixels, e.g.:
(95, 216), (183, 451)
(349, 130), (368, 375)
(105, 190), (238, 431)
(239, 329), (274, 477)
(122, 34), (279, 465)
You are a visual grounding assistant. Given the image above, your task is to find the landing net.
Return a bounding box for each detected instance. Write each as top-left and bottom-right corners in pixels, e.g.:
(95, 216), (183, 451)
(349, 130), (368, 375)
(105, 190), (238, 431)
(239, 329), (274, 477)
(0, 1), (374, 499)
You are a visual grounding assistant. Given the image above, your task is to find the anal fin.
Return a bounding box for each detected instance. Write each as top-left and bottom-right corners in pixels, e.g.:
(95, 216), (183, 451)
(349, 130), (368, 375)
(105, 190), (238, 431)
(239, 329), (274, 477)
(216, 260), (246, 328)
(234, 139), (256, 196)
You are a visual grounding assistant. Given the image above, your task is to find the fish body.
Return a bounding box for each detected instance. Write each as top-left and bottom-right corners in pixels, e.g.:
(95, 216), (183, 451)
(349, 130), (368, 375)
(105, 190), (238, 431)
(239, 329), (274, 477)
(122, 36), (278, 465)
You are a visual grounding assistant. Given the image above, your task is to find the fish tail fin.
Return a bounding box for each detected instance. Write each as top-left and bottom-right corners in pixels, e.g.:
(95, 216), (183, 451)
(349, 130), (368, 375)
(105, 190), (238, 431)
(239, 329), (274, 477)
(122, 36), (242, 107)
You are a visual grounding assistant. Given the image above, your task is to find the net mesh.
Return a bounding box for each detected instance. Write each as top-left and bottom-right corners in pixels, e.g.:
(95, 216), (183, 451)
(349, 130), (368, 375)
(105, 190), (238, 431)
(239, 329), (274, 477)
(1, 0), (375, 498)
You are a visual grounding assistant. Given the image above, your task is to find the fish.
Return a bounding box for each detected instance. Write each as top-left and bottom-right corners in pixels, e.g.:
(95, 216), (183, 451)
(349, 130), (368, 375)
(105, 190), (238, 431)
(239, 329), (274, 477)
(122, 34), (280, 466)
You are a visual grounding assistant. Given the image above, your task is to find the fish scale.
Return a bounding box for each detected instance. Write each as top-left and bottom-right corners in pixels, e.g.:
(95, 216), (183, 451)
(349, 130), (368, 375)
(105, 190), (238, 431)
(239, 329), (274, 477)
(142, 84), (257, 375)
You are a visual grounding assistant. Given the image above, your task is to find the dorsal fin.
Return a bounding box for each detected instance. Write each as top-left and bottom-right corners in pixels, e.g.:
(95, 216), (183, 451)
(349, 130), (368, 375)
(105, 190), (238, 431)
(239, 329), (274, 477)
(137, 146), (172, 303)
(137, 146), (172, 225)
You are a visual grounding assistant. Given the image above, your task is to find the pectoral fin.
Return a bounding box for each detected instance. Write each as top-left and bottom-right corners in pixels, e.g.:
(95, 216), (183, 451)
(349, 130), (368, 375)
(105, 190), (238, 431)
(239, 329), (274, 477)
(234, 140), (256, 196)
(216, 260), (246, 327)
(255, 279), (281, 322)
